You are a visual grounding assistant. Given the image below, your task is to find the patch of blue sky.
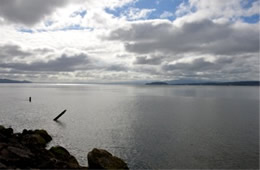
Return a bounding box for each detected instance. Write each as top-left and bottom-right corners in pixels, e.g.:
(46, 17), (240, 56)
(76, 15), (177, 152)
(17, 28), (34, 33)
(36, 29), (47, 33)
(18, 25), (93, 33)
(241, 14), (259, 23)
(240, 0), (258, 9)
(106, 0), (188, 20)
(134, 0), (187, 19)
(71, 10), (87, 18)
(59, 24), (92, 31)
(44, 20), (54, 27)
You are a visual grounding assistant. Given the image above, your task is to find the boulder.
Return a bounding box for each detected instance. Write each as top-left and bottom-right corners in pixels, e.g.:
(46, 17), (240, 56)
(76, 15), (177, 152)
(0, 125), (4, 130)
(49, 146), (80, 169)
(0, 127), (13, 137)
(0, 162), (6, 169)
(7, 146), (34, 159)
(88, 148), (129, 169)
(0, 146), (34, 168)
(0, 125), (129, 169)
(49, 146), (71, 159)
(21, 134), (47, 146)
(34, 129), (52, 143)
(20, 129), (52, 147)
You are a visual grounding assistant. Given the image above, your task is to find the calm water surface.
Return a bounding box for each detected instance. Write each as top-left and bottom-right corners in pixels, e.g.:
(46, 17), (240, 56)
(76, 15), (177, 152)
(0, 84), (259, 169)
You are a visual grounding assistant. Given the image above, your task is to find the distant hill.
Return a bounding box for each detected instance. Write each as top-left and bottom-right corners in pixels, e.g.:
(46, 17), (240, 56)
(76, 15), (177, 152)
(0, 79), (32, 83)
(146, 81), (260, 86)
(166, 78), (210, 85)
(180, 81), (260, 86)
(146, 82), (168, 85)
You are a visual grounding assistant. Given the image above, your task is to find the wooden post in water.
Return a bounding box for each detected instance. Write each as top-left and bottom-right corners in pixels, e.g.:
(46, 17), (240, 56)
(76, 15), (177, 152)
(29, 97), (31, 102)
(53, 110), (67, 121)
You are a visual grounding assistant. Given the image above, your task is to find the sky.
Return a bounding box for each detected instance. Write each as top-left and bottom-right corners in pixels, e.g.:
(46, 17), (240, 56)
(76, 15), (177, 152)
(0, 0), (259, 83)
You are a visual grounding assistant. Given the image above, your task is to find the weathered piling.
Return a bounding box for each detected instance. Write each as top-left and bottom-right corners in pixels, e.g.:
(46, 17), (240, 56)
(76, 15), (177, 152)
(29, 97), (31, 102)
(53, 109), (67, 121)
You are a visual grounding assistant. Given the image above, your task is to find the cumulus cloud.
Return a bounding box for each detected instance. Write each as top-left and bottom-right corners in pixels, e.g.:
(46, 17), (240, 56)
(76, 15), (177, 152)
(0, 44), (32, 59)
(174, 0), (260, 25)
(0, 42), (101, 73)
(0, 41), (130, 79)
(163, 57), (232, 71)
(0, 53), (91, 72)
(121, 8), (156, 20)
(105, 64), (129, 72)
(0, 0), (136, 28)
(0, 0), (259, 82)
(134, 56), (163, 65)
(108, 19), (259, 55)
(0, 0), (71, 26)
(162, 54), (259, 81)
(160, 11), (174, 19)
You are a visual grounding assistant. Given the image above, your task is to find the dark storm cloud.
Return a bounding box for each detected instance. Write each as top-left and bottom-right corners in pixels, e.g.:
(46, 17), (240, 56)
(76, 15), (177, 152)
(133, 56), (163, 65)
(0, 53), (92, 72)
(107, 19), (259, 55)
(0, 0), (70, 25)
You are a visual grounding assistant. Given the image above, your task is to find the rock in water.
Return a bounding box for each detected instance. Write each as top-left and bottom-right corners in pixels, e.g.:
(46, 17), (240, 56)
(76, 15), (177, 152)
(88, 148), (129, 169)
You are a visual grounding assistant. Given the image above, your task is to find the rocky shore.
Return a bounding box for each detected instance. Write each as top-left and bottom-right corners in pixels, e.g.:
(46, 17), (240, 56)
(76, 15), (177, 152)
(0, 125), (128, 169)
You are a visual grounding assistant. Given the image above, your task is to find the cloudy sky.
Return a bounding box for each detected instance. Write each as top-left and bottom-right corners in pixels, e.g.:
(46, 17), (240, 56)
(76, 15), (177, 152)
(0, 0), (259, 83)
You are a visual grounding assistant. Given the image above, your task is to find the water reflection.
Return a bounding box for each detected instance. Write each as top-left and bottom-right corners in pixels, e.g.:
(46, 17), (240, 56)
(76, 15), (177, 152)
(54, 120), (66, 128)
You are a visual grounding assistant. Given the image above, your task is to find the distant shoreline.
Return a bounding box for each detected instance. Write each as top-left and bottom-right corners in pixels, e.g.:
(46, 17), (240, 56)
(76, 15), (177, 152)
(0, 79), (32, 83)
(1, 79), (259, 86)
(145, 81), (260, 86)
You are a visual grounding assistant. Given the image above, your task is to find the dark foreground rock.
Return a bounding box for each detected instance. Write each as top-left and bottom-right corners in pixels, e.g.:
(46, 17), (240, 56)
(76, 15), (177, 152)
(88, 148), (129, 169)
(0, 125), (128, 169)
